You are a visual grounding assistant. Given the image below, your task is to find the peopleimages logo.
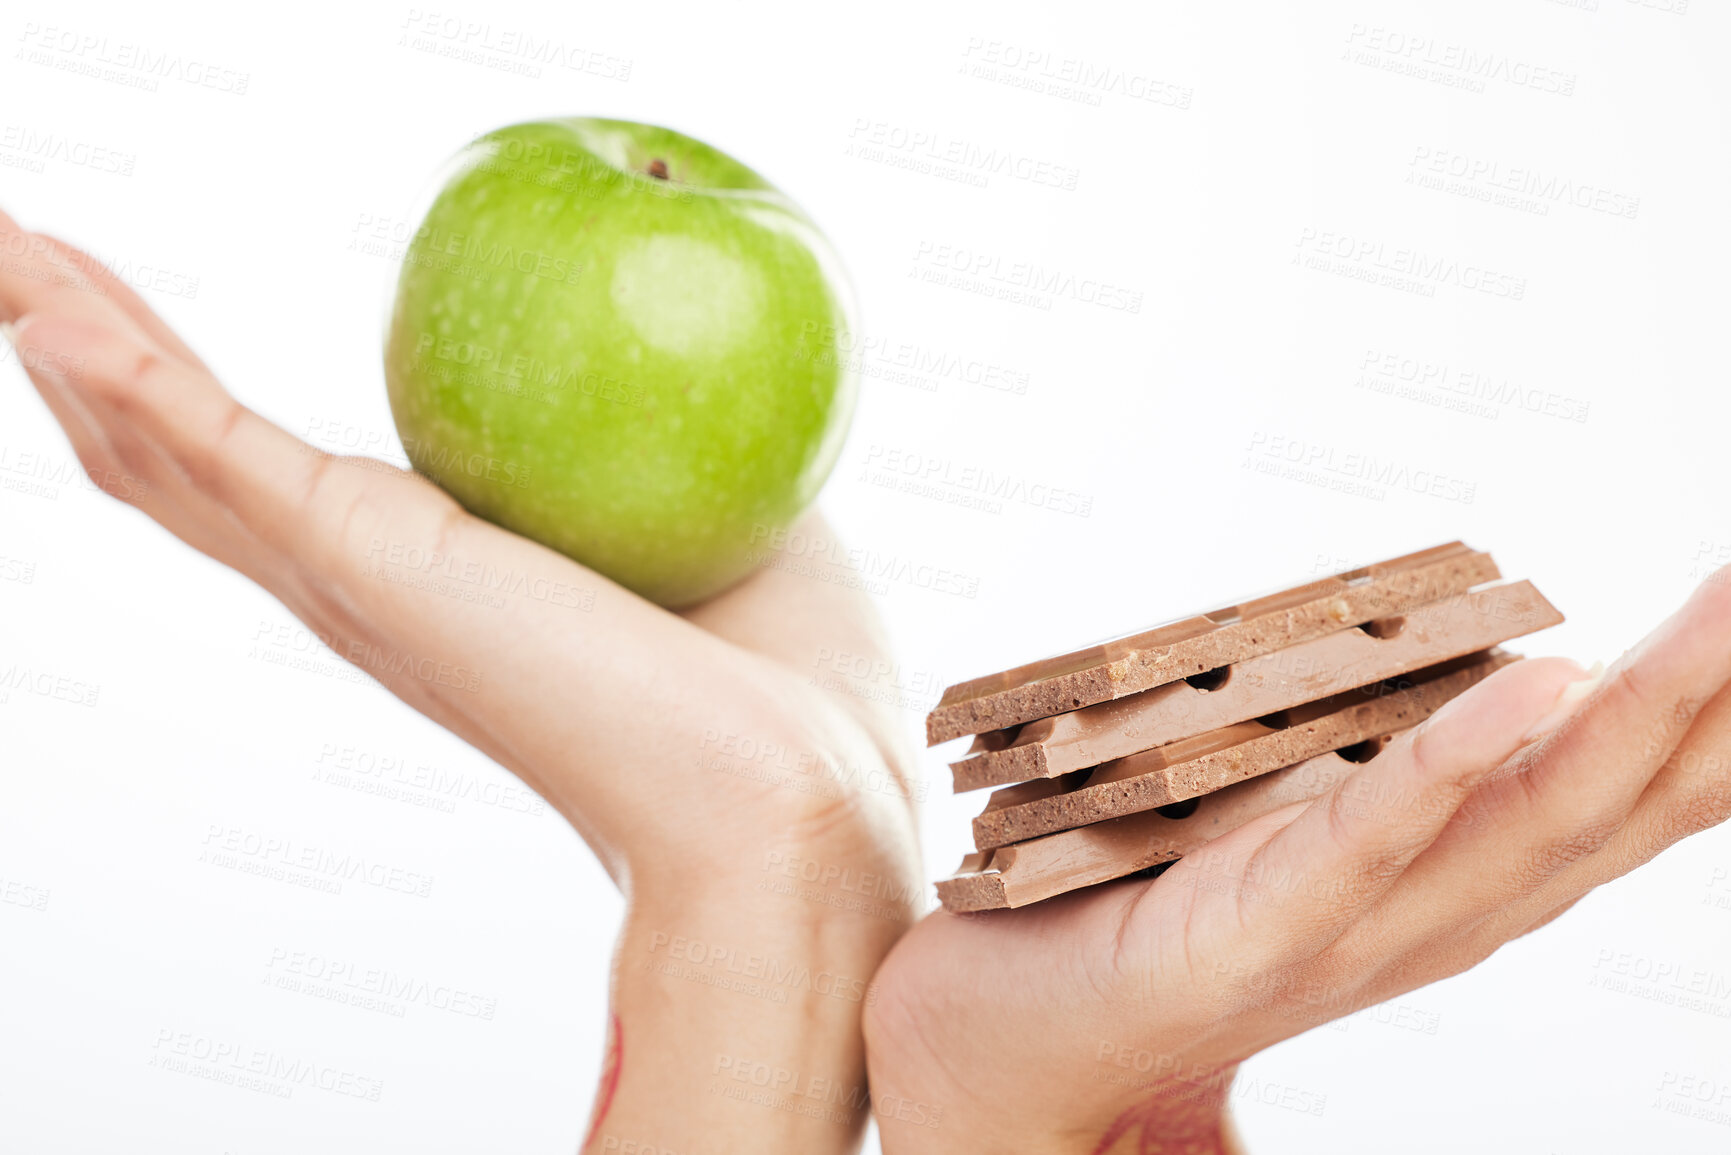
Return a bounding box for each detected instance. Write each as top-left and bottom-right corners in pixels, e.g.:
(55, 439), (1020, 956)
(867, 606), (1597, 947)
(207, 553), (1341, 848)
(845, 118), (1081, 191)
(958, 39), (1194, 110)
(349, 213), (586, 285)
(399, 438), (532, 489)
(14, 23), (251, 94)
(1407, 147), (1640, 220)
(0, 233), (200, 300)
(911, 240), (1143, 313)
(149, 1030), (383, 1101)
(0, 876), (51, 912)
(747, 523), (982, 599)
(1342, 25), (1577, 96)
(265, 947), (499, 1019)
(1355, 348), (1591, 424)
(0, 124), (136, 176)
(1243, 432), (1478, 505)
(648, 932), (876, 1005)
(361, 537), (596, 611)
(796, 322), (1030, 396)
(0, 555), (37, 585)
(397, 9), (632, 81)
(248, 619), (483, 694)
(410, 333), (646, 407)
(861, 443), (1095, 517)
(313, 742), (550, 816)
(201, 824), (436, 898)
(1293, 228), (1526, 301)
(0, 664), (101, 707)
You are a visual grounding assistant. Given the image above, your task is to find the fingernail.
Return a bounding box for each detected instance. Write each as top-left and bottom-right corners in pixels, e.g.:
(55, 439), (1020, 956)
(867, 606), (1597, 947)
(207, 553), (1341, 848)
(1522, 662), (1605, 742)
(0, 321), (15, 347)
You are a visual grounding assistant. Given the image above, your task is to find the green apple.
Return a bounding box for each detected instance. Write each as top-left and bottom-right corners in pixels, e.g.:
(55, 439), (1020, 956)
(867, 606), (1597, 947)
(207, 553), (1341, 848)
(384, 118), (858, 607)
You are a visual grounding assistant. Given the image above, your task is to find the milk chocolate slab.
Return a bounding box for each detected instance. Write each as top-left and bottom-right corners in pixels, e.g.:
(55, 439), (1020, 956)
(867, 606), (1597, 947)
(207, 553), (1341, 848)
(949, 580), (1559, 791)
(938, 733), (1408, 912)
(927, 542), (1499, 746)
(970, 651), (1513, 850)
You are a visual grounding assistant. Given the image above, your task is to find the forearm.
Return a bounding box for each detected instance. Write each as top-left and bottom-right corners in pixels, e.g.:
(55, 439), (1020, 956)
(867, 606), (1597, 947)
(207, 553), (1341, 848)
(586, 880), (907, 1155)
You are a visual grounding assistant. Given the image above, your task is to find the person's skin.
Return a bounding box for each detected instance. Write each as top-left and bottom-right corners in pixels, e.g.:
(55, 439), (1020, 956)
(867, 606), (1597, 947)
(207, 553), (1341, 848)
(864, 588), (1731, 1152)
(12, 207), (1731, 1155)
(0, 210), (924, 1154)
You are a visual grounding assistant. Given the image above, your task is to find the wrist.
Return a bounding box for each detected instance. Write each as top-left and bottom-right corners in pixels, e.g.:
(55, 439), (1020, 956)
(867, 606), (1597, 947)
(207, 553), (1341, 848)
(1077, 1062), (1241, 1155)
(868, 1106), (1240, 1155)
(589, 877), (909, 1155)
(629, 843), (917, 962)
(866, 1003), (1240, 1155)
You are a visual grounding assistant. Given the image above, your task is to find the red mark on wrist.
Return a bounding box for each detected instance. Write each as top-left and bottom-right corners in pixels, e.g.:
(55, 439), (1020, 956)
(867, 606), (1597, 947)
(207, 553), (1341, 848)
(582, 1013), (624, 1152)
(1092, 1065), (1239, 1155)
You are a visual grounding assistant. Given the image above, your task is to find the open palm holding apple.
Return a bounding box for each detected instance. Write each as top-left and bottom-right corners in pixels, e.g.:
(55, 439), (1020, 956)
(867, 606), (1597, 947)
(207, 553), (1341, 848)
(0, 200), (919, 1153)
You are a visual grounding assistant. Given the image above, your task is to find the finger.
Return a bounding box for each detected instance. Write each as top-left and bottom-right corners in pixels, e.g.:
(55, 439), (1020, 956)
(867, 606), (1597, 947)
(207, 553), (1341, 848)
(1415, 571), (1731, 901)
(14, 310), (498, 608)
(1611, 680), (1731, 862)
(10, 322), (126, 486)
(13, 302), (532, 813)
(11, 314), (277, 577)
(1462, 679), (1731, 950)
(12, 308), (774, 848)
(23, 309), (346, 543)
(0, 224), (570, 638)
(12, 311), (332, 581)
(1517, 893), (1586, 940)
(1226, 657), (1590, 951)
(1309, 888), (1592, 1028)
(1, 225), (250, 560)
(34, 232), (208, 369)
(1495, 571), (1731, 839)
(1320, 573), (1731, 982)
(0, 215), (157, 348)
(2, 223), (628, 656)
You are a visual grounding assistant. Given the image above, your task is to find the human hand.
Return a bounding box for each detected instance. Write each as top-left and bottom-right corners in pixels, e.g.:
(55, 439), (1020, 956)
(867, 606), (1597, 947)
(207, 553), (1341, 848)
(0, 210), (922, 1154)
(864, 577), (1731, 1154)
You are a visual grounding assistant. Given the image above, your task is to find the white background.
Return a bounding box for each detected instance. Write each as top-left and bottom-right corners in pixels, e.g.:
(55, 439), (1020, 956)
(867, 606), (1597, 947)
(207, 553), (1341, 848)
(2, 0), (1729, 1151)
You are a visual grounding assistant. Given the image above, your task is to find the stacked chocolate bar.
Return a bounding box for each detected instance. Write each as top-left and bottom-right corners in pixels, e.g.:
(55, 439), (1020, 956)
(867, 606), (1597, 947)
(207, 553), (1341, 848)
(928, 543), (1562, 912)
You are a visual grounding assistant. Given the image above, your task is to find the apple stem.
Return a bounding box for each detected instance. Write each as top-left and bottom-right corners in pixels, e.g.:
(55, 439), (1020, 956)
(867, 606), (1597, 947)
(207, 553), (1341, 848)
(647, 158), (670, 180)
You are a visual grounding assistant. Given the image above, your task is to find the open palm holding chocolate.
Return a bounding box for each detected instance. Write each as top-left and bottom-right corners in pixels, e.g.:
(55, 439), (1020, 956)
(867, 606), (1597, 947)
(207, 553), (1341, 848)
(865, 582), (1731, 1154)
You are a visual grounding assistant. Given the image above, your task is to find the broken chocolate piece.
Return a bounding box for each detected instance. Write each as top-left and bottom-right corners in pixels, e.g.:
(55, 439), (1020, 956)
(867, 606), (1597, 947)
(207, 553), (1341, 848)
(970, 651), (1513, 850)
(938, 732), (1407, 912)
(949, 580), (1559, 791)
(926, 543), (1500, 745)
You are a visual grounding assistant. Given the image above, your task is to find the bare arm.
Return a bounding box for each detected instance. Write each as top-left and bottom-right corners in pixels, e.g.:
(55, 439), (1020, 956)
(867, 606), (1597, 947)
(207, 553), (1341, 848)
(866, 578), (1731, 1152)
(0, 209), (922, 1154)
